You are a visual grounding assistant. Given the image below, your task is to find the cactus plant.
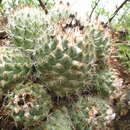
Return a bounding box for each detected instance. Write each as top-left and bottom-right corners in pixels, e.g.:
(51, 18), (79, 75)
(7, 5), (113, 97)
(0, 47), (32, 90)
(4, 82), (53, 127)
(35, 21), (112, 96)
(91, 70), (115, 97)
(0, 3), (119, 129)
(7, 7), (50, 50)
(44, 107), (74, 130)
(68, 96), (115, 130)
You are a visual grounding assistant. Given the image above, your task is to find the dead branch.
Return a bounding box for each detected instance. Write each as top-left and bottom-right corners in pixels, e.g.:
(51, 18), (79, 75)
(89, 0), (101, 20)
(38, 0), (48, 14)
(106, 0), (129, 25)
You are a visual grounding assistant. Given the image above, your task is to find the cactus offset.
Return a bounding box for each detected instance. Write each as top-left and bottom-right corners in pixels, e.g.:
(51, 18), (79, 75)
(68, 96), (115, 130)
(4, 82), (53, 127)
(8, 7), (49, 50)
(0, 47), (32, 89)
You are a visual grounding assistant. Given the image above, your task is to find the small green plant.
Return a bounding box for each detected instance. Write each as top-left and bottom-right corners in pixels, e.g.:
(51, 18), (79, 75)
(116, 42), (130, 75)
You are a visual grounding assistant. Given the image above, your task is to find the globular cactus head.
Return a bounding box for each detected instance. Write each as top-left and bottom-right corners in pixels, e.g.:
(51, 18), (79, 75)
(4, 82), (53, 127)
(0, 47), (32, 89)
(90, 70), (115, 97)
(35, 11), (112, 97)
(68, 96), (115, 130)
(7, 7), (49, 50)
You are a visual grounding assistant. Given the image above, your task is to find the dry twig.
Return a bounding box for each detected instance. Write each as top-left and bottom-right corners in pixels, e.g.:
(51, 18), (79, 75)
(89, 0), (101, 21)
(106, 0), (129, 24)
(38, 0), (48, 14)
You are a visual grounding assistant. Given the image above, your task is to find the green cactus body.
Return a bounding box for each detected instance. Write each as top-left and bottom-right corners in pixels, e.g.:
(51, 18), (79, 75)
(35, 21), (111, 96)
(91, 70), (115, 97)
(8, 7), (49, 50)
(4, 82), (53, 127)
(0, 47), (32, 90)
(35, 40), (88, 96)
(68, 96), (115, 130)
(8, 6), (113, 97)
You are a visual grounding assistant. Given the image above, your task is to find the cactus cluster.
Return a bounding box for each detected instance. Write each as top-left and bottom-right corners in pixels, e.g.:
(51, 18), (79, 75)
(8, 6), (113, 96)
(0, 3), (116, 129)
